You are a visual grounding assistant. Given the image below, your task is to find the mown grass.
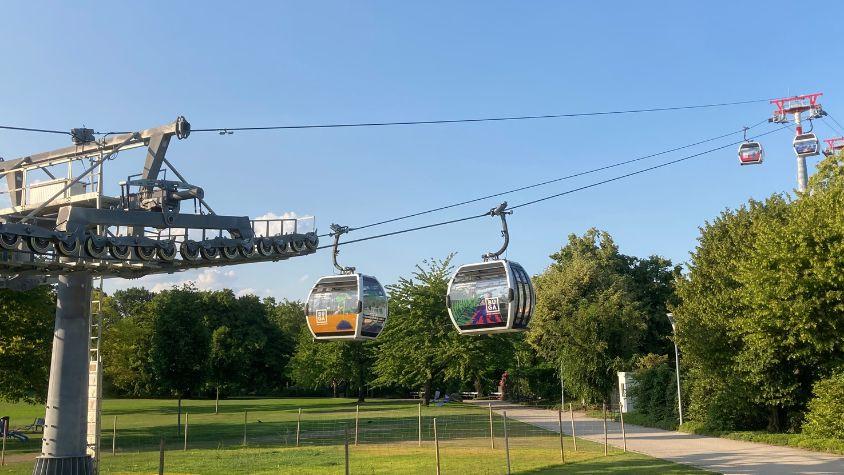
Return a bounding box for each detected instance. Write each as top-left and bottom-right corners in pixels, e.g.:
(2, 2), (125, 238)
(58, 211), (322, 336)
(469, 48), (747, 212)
(0, 398), (707, 474)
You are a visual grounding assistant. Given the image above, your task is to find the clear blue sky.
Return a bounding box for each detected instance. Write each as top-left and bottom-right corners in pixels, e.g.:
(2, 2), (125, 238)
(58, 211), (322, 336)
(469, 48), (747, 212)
(2, 1), (843, 300)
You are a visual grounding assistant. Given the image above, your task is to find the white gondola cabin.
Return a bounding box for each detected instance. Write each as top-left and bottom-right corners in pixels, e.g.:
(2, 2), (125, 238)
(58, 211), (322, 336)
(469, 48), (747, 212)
(447, 260), (534, 334)
(737, 142), (763, 165)
(306, 273), (388, 341)
(793, 133), (820, 157)
(446, 202), (534, 335)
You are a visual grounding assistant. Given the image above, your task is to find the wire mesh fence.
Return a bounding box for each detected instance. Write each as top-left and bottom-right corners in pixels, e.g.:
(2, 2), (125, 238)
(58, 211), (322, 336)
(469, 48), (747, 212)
(89, 399), (624, 473)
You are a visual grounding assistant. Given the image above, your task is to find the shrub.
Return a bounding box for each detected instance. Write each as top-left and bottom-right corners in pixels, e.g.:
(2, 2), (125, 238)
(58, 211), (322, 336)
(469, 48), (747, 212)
(803, 372), (844, 439)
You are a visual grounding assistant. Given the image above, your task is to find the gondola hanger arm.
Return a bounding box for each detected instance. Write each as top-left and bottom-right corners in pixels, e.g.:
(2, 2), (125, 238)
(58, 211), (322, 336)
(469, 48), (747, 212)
(330, 223), (356, 274)
(482, 202), (513, 262)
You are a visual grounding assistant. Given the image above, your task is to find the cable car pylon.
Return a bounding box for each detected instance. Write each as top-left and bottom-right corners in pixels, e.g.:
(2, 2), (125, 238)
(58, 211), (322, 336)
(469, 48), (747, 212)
(305, 224), (388, 341)
(769, 93), (826, 191)
(446, 202), (534, 335)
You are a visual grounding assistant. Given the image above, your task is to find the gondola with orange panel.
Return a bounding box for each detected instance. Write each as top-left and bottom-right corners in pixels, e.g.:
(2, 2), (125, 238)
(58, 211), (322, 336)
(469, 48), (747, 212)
(305, 224), (388, 341)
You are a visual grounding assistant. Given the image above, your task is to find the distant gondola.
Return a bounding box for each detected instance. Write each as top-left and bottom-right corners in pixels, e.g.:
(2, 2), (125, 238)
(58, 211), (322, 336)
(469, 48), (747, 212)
(738, 141), (763, 165)
(446, 203), (534, 335)
(793, 133), (820, 157)
(305, 225), (387, 341)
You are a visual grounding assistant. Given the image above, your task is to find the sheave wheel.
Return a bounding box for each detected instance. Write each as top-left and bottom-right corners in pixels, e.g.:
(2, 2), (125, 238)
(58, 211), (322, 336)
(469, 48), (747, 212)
(256, 238), (274, 257)
(291, 239), (307, 253)
(0, 233), (19, 250)
(85, 236), (108, 259)
(135, 245), (157, 261)
(56, 237), (80, 257)
(199, 245), (219, 260)
(109, 244), (131, 260)
(304, 234), (318, 251)
(180, 241), (201, 261)
(27, 236), (52, 254)
(221, 246), (239, 259)
(157, 243), (177, 262)
(273, 238), (289, 254)
(238, 241), (256, 258)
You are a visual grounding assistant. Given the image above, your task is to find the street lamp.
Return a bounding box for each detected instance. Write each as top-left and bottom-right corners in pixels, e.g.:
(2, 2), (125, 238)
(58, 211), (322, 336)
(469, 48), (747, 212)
(666, 312), (684, 426)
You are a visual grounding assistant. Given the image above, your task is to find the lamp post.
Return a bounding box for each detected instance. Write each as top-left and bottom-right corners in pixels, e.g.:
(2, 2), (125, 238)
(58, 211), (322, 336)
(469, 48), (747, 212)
(666, 313), (683, 426)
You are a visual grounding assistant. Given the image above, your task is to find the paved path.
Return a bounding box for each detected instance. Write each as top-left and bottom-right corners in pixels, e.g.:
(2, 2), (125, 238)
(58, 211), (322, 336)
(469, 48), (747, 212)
(468, 400), (844, 474)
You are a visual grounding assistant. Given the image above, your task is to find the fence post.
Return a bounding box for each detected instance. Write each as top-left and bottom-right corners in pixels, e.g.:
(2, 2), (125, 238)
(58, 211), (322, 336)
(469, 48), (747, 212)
(488, 403), (495, 449)
(112, 416), (117, 455)
(355, 404), (359, 446)
(243, 411), (248, 446)
(184, 413), (189, 451)
(296, 408), (302, 447)
(344, 424), (350, 475)
(620, 407), (627, 452)
(503, 411), (511, 475)
(417, 403), (422, 447)
(558, 408), (565, 463)
(158, 438), (165, 475)
(1, 422), (6, 467)
(433, 417), (441, 475)
(569, 403), (577, 452)
(603, 403), (608, 456)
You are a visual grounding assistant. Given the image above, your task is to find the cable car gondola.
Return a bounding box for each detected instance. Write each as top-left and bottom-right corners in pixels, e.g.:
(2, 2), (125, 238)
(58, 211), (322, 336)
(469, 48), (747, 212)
(305, 225), (388, 341)
(446, 203), (534, 335)
(737, 127), (763, 165)
(793, 133), (820, 157)
(737, 142), (763, 165)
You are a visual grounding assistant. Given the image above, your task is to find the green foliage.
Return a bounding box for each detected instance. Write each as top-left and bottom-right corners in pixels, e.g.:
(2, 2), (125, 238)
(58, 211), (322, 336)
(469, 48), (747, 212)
(149, 286), (210, 398)
(527, 229), (660, 403)
(0, 286), (55, 403)
(102, 308), (159, 396)
(288, 329), (375, 401)
(627, 354), (679, 429)
(204, 290), (289, 395)
(372, 257), (458, 403)
(675, 154), (844, 432)
(803, 372), (844, 439)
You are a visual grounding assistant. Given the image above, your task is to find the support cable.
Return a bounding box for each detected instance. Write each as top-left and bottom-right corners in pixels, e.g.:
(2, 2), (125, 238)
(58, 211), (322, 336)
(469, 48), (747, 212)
(321, 119), (769, 237)
(187, 99), (770, 134)
(319, 125), (789, 250)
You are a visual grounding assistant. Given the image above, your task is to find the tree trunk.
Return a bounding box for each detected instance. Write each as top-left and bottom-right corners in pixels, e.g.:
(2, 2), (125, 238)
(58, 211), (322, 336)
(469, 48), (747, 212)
(423, 380), (432, 406)
(475, 375), (483, 398)
(332, 380), (337, 398)
(177, 396), (182, 436)
(767, 406), (782, 432)
(215, 386), (219, 415)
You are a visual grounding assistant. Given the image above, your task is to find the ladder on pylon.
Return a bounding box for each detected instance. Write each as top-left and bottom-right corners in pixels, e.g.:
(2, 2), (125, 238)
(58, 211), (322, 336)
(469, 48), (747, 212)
(86, 276), (104, 473)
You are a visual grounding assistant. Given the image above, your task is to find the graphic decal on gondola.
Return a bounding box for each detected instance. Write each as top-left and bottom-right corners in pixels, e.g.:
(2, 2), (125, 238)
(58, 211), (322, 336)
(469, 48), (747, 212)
(449, 275), (509, 329)
(307, 281), (358, 336)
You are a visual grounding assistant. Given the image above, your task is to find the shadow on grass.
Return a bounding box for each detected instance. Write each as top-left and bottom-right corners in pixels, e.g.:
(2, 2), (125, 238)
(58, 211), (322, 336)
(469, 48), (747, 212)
(517, 455), (705, 474)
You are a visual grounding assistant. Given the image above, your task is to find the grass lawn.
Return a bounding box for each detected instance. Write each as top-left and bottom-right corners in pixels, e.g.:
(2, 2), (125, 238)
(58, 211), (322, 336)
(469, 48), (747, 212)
(0, 398), (707, 474)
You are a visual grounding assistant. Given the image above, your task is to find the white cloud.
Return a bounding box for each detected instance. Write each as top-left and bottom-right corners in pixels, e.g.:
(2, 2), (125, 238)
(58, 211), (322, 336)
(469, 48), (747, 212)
(253, 211), (315, 236)
(298, 273), (310, 282)
(235, 288), (257, 297)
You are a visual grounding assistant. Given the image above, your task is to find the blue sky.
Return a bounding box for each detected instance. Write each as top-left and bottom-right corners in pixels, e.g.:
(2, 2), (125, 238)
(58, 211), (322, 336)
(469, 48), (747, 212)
(2, 1), (843, 300)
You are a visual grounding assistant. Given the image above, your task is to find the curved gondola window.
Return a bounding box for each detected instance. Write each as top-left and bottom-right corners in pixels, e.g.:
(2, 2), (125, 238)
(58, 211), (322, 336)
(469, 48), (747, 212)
(307, 277), (358, 337)
(450, 264), (510, 330)
(361, 276), (388, 337)
(511, 263), (532, 329)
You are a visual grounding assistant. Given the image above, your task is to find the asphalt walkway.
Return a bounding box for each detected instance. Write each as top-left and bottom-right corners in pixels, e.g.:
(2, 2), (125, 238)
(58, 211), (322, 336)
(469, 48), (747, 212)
(468, 400), (844, 475)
